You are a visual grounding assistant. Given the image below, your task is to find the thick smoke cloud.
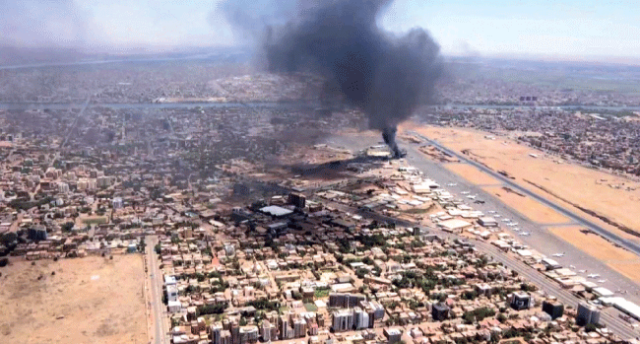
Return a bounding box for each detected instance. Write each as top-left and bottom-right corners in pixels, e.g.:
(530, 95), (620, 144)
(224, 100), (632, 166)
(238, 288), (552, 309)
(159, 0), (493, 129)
(219, 0), (443, 158)
(0, 0), (88, 48)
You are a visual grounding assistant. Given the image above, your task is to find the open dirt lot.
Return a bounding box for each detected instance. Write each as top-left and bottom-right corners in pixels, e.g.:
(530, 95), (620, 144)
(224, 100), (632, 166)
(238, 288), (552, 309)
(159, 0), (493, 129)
(404, 123), (640, 242)
(549, 226), (640, 282)
(484, 186), (571, 224)
(0, 255), (147, 344)
(444, 163), (501, 186)
(607, 262), (640, 283)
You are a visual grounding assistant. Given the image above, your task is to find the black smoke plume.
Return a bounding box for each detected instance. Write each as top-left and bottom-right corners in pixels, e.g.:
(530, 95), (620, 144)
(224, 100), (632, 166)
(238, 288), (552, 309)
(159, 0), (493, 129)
(219, 0), (443, 158)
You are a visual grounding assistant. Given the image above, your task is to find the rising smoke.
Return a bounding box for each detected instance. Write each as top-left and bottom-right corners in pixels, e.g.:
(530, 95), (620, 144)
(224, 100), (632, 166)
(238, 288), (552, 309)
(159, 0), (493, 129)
(219, 0), (443, 158)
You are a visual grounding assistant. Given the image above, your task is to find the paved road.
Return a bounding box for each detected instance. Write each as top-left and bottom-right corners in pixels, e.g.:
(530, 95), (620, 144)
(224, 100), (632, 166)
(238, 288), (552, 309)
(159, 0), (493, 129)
(409, 131), (640, 256)
(146, 236), (168, 344)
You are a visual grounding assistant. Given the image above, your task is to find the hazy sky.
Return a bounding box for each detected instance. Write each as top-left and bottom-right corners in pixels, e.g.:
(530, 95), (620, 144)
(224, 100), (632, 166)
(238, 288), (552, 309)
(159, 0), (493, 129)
(2, 0), (639, 60)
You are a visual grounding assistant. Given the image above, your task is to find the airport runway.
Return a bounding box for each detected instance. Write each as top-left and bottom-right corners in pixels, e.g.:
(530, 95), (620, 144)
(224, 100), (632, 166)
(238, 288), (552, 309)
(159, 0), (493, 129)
(408, 131), (640, 255)
(400, 142), (640, 302)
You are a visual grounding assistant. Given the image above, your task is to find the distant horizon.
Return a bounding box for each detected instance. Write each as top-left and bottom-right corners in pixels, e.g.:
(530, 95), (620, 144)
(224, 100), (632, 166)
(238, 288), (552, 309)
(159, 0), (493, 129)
(1, 1), (639, 66)
(2, 44), (640, 68)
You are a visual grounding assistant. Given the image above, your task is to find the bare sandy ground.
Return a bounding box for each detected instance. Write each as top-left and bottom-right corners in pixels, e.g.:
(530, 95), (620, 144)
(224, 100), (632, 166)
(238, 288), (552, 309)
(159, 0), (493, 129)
(549, 226), (640, 282)
(0, 255), (147, 344)
(444, 163), (501, 186)
(404, 123), (640, 242)
(483, 186), (571, 224)
(607, 262), (640, 283)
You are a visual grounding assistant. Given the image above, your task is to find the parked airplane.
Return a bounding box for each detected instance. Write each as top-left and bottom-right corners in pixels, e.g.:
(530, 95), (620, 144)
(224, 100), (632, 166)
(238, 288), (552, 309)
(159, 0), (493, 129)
(588, 274), (600, 279)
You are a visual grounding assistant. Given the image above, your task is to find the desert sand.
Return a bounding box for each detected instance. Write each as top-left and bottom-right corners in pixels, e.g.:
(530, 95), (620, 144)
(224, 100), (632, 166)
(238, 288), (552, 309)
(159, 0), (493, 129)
(444, 163), (501, 186)
(484, 186), (571, 224)
(549, 226), (640, 282)
(0, 255), (147, 344)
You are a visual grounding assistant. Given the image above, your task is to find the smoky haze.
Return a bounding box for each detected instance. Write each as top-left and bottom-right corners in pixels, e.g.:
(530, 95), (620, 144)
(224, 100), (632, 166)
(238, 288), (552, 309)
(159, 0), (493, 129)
(220, 0), (443, 158)
(0, 0), (88, 48)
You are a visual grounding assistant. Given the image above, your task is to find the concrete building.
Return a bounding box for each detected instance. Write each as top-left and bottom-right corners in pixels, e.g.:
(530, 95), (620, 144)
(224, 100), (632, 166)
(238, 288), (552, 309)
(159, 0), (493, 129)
(329, 293), (366, 308)
(112, 197), (123, 209)
(542, 300), (564, 320)
(383, 328), (402, 344)
(239, 325), (259, 344)
(354, 307), (370, 330)
(293, 319), (306, 338)
(331, 309), (354, 332)
(168, 300), (182, 313)
(288, 192), (306, 208)
(166, 284), (179, 302)
(279, 316), (290, 339)
(261, 320), (276, 342)
(27, 225), (47, 241)
(478, 217), (498, 227)
(431, 303), (450, 321)
(220, 330), (232, 344)
(577, 302), (601, 326)
(58, 182), (70, 194)
(510, 292), (533, 310)
(211, 323), (223, 344)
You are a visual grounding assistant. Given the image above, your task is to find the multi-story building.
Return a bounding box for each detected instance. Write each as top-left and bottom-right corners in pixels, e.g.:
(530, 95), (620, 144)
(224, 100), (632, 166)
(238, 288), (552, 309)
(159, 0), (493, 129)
(384, 328), (402, 344)
(354, 307), (370, 330)
(239, 325), (259, 344)
(329, 293), (366, 308)
(432, 303), (450, 321)
(211, 323), (223, 344)
(542, 300), (564, 320)
(220, 330), (232, 344)
(577, 302), (601, 326)
(510, 292), (532, 310)
(293, 319), (306, 338)
(331, 309), (354, 332)
(279, 316), (290, 339)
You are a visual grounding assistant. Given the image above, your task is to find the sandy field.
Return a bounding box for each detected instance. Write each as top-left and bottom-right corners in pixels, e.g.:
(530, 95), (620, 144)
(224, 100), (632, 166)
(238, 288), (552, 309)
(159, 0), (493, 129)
(484, 186), (571, 224)
(548, 226), (640, 282)
(0, 255), (148, 344)
(607, 262), (640, 283)
(404, 123), (640, 243)
(548, 226), (638, 261)
(444, 163), (501, 186)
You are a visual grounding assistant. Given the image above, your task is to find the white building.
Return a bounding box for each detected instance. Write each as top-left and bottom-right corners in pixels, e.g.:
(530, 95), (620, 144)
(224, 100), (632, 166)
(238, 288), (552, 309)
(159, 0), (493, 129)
(58, 182), (70, 194)
(112, 197), (123, 209)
